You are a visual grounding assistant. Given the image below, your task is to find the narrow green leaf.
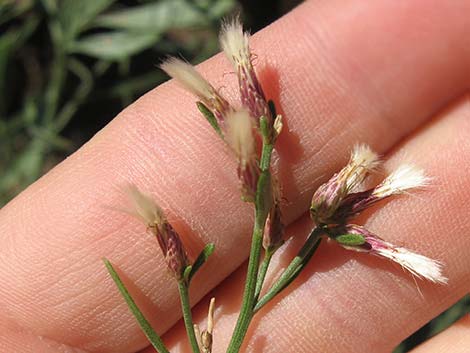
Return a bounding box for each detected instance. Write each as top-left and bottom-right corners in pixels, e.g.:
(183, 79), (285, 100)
(188, 243), (215, 282)
(58, 0), (116, 40)
(93, 0), (206, 32)
(278, 237), (322, 291)
(254, 229), (323, 313)
(196, 101), (223, 137)
(103, 259), (170, 353)
(183, 265), (192, 283)
(206, 0), (236, 20)
(335, 233), (366, 246)
(69, 31), (159, 60)
(0, 14), (40, 113)
(0, 0), (34, 24)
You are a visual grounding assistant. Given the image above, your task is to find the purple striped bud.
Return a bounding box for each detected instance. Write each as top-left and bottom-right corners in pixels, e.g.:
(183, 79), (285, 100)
(263, 189), (284, 251)
(310, 145), (379, 224)
(329, 224), (447, 284)
(125, 186), (189, 280)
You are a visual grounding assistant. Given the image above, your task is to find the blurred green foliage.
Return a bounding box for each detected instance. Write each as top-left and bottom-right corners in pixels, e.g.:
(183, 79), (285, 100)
(0, 1), (468, 351)
(0, 0), (235, 205)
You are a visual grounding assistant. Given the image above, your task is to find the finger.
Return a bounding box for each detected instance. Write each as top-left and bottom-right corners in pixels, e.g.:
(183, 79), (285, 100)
(161, 97), (470, 352)
(0, 1), (469, 353)
(410, 315), (470, 353)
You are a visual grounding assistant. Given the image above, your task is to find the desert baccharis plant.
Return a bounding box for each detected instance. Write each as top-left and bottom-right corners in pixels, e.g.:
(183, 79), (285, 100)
(104, 18), (447, 353)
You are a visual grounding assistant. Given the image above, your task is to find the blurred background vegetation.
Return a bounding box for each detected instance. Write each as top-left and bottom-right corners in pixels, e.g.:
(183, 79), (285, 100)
(0, 0), (468, 351)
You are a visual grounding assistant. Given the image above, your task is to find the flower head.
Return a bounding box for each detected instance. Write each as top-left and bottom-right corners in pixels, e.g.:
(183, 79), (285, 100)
(226, 109), (260, 201)
(160, 58), (232, 126)
(310, 144), (379, 224)
(333, 164), (429, 221)
(220, 18), (272, 127)
(125, 186), (189, 280)
(330, 224), (447, 284)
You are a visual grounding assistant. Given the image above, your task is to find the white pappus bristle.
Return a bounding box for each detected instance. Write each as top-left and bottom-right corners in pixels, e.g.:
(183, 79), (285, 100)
(226, 109), (255, 165)
(374, 164), (430, 197)
(377, 246), (448, 284)
(125, 185), (164, 227)
(342, 144), (380, 191)
(351, 144), (380, 171)
(219, 18), (250, 66)
(160, 58), (214, 101)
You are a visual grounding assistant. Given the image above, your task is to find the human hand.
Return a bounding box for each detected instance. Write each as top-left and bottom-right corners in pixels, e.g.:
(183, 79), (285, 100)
(1, 1), (469, 352)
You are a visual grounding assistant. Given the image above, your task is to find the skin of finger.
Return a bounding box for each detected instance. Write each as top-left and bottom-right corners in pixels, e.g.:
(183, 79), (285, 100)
(410, 315), (470, 353)
(0, 322), (88, 353)
(160, 97), (470, 353)
(0, 1), (469, 352)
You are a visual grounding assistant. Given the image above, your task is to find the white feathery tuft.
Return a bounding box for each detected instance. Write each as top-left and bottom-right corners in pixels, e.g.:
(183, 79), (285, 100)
(374, 164), (430, 198)
(342, 144), (380, 191)
(219, 18), (250, 66)
(376, 246), (448, 284)
(124, 185), (164, 228)
(160, 57), (214, 101)
(226, 109), (255, 165)
(351, 144), (380, 172)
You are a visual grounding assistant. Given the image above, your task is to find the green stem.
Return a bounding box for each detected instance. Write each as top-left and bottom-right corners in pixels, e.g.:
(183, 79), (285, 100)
(254, 227), (323, 313)
(103, 259), (170, 353)
(226, 212), (265, 353)
(178, 281), (201, 353)
(227, 136), (274, 353)
(254, 249), (273, 301)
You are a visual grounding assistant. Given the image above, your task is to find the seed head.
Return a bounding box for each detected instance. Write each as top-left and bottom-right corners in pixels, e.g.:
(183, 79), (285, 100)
(310, 145), (379, 224)
(160, 57), (232, 125)
(226, 109), (260, 201)
(333, 164), (430, 221)
(125, 186), (189, 280)
(220, 18), (271, 126)
(330, 224), (447, 284)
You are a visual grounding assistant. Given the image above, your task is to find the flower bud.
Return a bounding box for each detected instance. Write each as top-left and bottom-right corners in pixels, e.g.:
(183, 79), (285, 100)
(125, 186), (189, 280)
(157, 223), (189, 281)
(329, 224), (447, 284)
(310, 145), (379, 224)
(263, 181), (284, 251)
(263, 201), (284, 251)
(226, 109), (260, 202)
(219, 19), (272, 127)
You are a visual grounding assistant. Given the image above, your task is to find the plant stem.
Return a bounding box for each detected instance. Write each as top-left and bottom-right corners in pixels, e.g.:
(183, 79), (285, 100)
(227, 134), (274, 353)
(254, 227), (323, 313)
(226, 211), (265, 353)
(178, 281), (201, 353)
(254, 249), (273, 301)
(103, 259), (170, 353)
